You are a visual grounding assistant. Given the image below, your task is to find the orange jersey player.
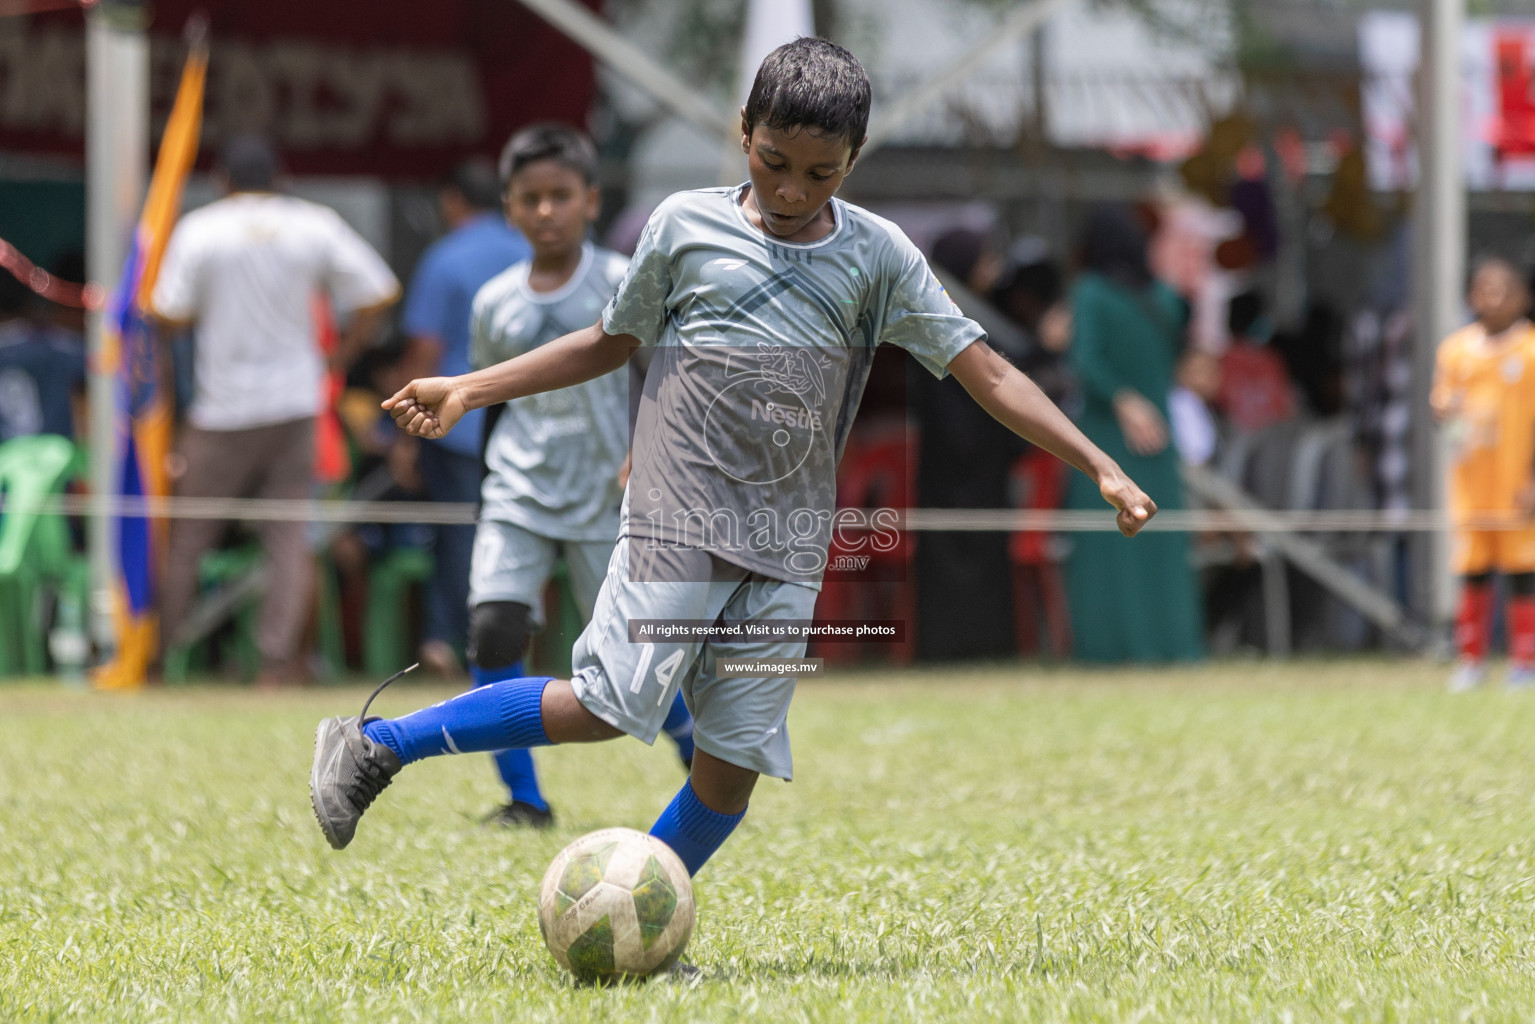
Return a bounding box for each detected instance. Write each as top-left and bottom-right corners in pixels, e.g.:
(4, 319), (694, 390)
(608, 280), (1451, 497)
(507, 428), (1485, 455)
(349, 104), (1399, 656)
(1431, 258), (1535, 691)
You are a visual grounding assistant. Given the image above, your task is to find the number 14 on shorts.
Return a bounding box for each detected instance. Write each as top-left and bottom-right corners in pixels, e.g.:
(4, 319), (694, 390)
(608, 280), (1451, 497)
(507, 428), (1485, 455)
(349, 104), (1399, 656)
(629, 644), (687, 705)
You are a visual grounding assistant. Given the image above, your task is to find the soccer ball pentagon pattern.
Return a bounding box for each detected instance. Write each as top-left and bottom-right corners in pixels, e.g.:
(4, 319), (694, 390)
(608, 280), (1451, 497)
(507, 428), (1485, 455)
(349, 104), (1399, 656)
(537, 827), (695, 982)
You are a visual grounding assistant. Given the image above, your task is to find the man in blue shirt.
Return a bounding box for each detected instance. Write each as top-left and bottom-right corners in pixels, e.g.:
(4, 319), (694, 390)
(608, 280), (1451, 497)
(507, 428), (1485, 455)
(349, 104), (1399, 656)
(0, 258), (87, 443)
(400, 160), (530, 677)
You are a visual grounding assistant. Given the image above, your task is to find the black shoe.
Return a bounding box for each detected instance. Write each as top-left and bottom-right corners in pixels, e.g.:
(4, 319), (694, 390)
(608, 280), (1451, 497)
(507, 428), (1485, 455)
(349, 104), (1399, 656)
(482, 800), (555, 829)
(308, 664), (416, 850)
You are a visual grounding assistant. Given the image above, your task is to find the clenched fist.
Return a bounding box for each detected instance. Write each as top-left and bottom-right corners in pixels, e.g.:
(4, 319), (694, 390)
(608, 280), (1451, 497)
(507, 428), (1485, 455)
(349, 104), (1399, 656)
(382, 377), (468, 440)
(1097, 470), (1157, 537)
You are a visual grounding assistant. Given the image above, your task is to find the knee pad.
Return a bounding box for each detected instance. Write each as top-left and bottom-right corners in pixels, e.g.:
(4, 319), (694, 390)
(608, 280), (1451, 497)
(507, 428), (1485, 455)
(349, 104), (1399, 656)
(468, 601), (535, 670)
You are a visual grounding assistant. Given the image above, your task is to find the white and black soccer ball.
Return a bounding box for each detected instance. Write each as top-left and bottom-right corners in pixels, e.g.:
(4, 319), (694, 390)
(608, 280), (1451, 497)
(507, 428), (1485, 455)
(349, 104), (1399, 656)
(537, 827), (695, 982)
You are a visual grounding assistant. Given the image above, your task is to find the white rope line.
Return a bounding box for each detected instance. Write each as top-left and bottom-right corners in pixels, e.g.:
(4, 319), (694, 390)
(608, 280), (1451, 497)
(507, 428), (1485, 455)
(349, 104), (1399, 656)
(899, 508), (1458, 533)
(0, 494), (480, 525)
(0, 494), (1507, 532)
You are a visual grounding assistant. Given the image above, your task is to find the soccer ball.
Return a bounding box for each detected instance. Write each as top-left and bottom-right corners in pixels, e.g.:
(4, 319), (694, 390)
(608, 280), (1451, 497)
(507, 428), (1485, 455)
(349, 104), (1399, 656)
(537, 827), (695, 982)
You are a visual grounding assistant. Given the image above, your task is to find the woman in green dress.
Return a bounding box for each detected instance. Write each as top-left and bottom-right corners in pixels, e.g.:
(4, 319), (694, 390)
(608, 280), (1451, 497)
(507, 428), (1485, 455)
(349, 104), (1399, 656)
(1064, 206), (1204, 662)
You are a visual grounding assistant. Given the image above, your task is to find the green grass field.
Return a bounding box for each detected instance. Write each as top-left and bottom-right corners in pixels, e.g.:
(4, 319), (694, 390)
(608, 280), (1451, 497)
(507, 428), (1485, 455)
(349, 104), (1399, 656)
(5, 660), (1535, 1022)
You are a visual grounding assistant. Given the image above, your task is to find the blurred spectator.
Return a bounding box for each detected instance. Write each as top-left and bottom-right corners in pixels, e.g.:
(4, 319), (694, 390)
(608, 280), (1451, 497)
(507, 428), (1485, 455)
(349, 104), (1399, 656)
(1216, 290), (1298, 433)
(1174, 346), (1265, 653)
(931, 229), (1004, 298)
(989, 236), (1072, 407)
(1348, 306), (1413, 513)
(1345, 222), (1414, 517)
(912, 227), (1021, 661)
(330, 336), (434, 666)
(987, 237), (1074, 658)
(151, 136), (399, 687)
(0, 252), (87, 443)
(1169, 349), (1221, 467)
(1063, 205), (1203, 663)
(0, 265), (20, 322)
(399, 159), (530, 678)
(1273, 301), (1347, 418)
(1148, 189), (1243, 354)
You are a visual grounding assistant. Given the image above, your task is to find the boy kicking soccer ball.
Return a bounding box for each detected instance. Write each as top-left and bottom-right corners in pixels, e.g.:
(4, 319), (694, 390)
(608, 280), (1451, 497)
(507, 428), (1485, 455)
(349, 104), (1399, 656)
(311, 39), (1154, 874)
(458, 123), (695, 828)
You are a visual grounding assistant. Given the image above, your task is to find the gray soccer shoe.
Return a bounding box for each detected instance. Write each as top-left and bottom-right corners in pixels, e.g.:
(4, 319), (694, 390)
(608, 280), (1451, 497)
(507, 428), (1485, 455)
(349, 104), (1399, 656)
(309, 664), (416, 850)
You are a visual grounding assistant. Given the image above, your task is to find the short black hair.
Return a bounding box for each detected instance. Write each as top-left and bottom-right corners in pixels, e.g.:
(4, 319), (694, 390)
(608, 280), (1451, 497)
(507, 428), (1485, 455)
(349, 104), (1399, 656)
(219, 135), (278, 192)
(1471, 254), (1528, 287)
(49, 249), (85, 284)
(996, 260), (1061, 308)
(744, 37), (871, 149)
(930, 229), (989, 284)
(443, 158), (502, 211)
(498, 123), (599, 189)
(1080, 204), (1152, 289)
(0, 268), (27, 319)
(1228, 290), (1265, 336)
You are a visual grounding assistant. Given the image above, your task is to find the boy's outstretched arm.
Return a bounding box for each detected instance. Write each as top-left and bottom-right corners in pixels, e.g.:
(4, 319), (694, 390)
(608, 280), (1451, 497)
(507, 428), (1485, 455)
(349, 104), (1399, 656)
(383, 322), (637, 439)
(948, 340), (1156, 538)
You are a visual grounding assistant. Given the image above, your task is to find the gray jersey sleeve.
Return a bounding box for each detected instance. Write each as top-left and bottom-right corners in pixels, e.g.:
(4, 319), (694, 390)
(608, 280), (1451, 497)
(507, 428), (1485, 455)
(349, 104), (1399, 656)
(468, 268), (521, 371)
(602, 207), (673, 345)
(469, 285), (493, 371)
(877, 240), (987, 379)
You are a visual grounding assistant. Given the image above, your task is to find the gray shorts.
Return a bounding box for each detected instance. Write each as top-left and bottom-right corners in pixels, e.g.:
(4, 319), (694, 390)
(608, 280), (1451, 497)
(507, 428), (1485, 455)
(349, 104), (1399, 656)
(570, 535), (818, 780)
(468, 519), (613, 626)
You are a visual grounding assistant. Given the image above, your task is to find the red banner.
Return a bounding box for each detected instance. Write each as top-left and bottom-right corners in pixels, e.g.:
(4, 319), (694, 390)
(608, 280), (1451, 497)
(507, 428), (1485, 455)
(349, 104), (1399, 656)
(1495, 27), (1535, 163)
(0, 0), (600, 178)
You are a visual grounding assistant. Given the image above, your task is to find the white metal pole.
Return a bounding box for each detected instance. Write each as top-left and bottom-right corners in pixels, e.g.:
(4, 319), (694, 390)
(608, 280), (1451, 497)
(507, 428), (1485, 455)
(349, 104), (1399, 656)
(862, 0), (1077, 153)
(514, 0), (736, 141)
(85, 3), (149, 657)
(720, 0), (815, 184)
(1413, 0), (1464, 638)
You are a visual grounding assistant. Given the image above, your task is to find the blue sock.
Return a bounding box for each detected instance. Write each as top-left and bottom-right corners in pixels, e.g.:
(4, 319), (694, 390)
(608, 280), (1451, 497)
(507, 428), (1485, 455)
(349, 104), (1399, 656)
(491, 747), (547, 812)
(363, 676), (552, 767)
(648, 779), (744, 876)
(661, 692), (695, 763)
(470, 662), (549, 813)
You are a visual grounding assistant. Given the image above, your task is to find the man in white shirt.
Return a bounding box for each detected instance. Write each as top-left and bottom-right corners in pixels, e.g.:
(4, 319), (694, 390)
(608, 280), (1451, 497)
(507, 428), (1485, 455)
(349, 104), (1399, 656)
(152, 136), (399, 686)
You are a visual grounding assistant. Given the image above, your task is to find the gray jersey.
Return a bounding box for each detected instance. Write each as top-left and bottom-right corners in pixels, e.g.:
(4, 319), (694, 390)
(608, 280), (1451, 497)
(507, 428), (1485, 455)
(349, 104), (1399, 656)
(471, 243), (630, 540)
(603, 184), (985, 586)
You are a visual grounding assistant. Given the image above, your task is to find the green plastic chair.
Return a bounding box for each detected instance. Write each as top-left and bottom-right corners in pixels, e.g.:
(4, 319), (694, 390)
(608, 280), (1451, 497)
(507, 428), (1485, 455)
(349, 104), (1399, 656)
(363, 546), (434, 679)
(163, 545), (263, 684)
(315, 554), (346, 681)
(0, 436), (84, 676)
(358, 548), (583, 680)
(164, 545), (348, 685)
